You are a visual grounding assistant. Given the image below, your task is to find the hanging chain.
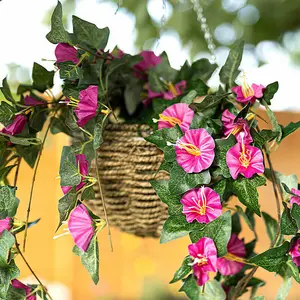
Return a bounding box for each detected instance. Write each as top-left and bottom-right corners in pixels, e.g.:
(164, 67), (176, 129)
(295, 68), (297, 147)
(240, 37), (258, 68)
(190, 0), (216, 63)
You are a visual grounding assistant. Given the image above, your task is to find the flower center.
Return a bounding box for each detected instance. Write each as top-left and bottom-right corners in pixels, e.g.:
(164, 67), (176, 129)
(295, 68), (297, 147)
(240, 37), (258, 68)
(239, 142), (251, 168)
(168, 82), (179, 97)
(194, 254), (208, 266)
(230, 124), (243, 136)
(176, 140), (201, 156)
(242, 74), (254, 98)
(68, 96), (80, 107)
(189, 187), (215, 215)
(159, 114), (182, 127)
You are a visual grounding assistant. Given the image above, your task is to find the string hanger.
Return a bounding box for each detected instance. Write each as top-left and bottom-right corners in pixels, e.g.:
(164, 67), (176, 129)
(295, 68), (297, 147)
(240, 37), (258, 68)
(190, 0), (217, 64)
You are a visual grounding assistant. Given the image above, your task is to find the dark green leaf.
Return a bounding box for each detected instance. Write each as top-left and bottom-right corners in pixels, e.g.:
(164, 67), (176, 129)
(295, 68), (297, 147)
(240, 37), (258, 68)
(0, 186), (19, 219)
(189, 211), (232, 257)
(280, 206), (298, 236)
(234, 103), (251, 122)
(16, 144), (41, 168)
(191, 93), (230, 112)
(0, 78), (14, 103)
(6, 284), (26, 300)
(262, 212), (278, 245)
(0, 102), (16, 123)
(148, 69), (165, 92)
(190, 58), (217, 82)
(186, 80), (209, 96)
(291, 203), (300, 228)
(0, 165), (17, 182)
(32, 63), (55, 92)
(58, 62), (83, 80)
(0, 260), (20, 299)
(93, 120), (104, 150)
(252, 129), (277, 149)
(281, 121), (300, 141)
(235, 205), (256, 236)
(219, 40), (244, 87)
(249, 241), (289, 272)
(231, 212), (241, 235)
(263, 81), (279, 105)
(286, 257), (300, 283)
(73, 237), (99, 284)
(170, 256), (192, 283)
(81, 186), (95, 201)
(124, 78), (143, 115)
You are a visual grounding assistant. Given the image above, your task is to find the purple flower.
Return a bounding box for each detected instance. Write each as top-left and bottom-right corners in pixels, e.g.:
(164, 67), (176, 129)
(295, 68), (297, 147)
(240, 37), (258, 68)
(55, 43), (79, 64)
(12, 280), (36, 300)
(0, 217), (12, 234)
(2, 115), (27, 136)
(290, 239), (300, 267)
(290, 188), (300, 207)
(24, 95), (45, 106)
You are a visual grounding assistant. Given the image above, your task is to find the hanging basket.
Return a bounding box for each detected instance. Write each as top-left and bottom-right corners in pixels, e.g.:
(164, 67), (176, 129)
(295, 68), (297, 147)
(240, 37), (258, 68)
(88, 124), (168, 238)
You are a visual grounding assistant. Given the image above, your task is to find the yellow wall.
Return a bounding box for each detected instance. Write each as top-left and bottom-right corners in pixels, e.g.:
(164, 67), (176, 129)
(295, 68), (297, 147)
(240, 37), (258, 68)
(13, 111), (300, 300)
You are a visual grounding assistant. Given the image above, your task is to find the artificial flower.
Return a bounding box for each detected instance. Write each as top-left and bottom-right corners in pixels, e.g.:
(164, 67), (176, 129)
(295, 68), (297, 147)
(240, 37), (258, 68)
(216, 234), (246, 275)
(68, 204), (95, 252)
(226, 133), (264, 179)
(0, 217), (12, 234)
(158, 103), (194, 133)
(148, 81), (187, 101)
(61, 154), (89, 194)
(134, 50), (161, 76)
(289, 238), (300, 267)
(175, 128), (215, 173)
(222, 109), (253, 144)
(290, 188), (300, 207)
(24, 95), (45, 106)
(11, 279), (36, 300)
(68, 85), (99, 127)
(55, 43), (79, 64)
(188, 237), (218, 286)
(232, 75), (264, 104)
(1, 115), (27, 136)
(181, 187), (222, 223)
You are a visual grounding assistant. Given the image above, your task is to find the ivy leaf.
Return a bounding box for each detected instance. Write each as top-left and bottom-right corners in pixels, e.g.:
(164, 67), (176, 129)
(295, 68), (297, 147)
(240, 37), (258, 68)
(32, 63), (55, 92)
(16, 144), (40, 168)
(181, 90), (197, 104)
(219, 40), (244, 88)
(0, 102), (16, 123)
(262, 212), (278, 245)
(186, 80), (209, 96)
(46, 1), (72, 44)
(148, 69), (165, 92)
(170, 256), (192, 283)
(168, 164), (211, 195)
(280, 206), (297, 235)
(213, 135), (236, 178)
(291, 203), (300, 228)
(249, 241), (289, 272)
(231, 212), (241, 235)
(275, 277), (292, 300)
(6, 284), (26, 300)
(234, 103), (251, 122)
(235, 205), (256, 237)
(180, 276), (226, 300)
(81, 186), (95, 201)
(189, 211), (232, 257)
(59, 146), (81, 187)
(263, 81), (279, 105)
(252, 129), (277, 149)
(189, 58), (217, 82)
(58, 62), (83, 80)
(57, 188), (77, 231)
(72, 16), (109, 52)
(93, 118), (105, 150)
(286, 257), (300, 283)
(0, 78), (14, 103)
(73, 237), (99, 284)
(124, 78), (143, 115)
(281, 121), (300, 141)
(191, 93), (230, 112)
(150, 180), (182, 215)
(160, 214), (205, 244)
(0, 186), (19, 219)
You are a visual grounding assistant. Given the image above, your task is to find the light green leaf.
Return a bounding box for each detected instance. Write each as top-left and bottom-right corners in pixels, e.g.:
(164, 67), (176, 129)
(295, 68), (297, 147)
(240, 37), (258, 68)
(170, 256), (192, 283)
(58, 62), (83, 80)
(181, 90), (197, 104)
(291, 203), (300, 228)
(0, 186), (19, 219)
(276, 278), (292, 300)
(286, 257), (300, 283)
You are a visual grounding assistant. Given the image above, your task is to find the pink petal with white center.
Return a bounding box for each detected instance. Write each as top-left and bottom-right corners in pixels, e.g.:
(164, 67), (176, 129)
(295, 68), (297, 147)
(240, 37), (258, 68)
(0, 217), (11, 234)
(68, 204), (94, 252)
(176, 128), (215, 173)
(290, 188), (300, 206)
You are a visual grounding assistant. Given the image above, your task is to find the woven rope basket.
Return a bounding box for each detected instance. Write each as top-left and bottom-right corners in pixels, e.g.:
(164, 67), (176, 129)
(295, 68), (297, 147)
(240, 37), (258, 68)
(88, 124), (168, 238)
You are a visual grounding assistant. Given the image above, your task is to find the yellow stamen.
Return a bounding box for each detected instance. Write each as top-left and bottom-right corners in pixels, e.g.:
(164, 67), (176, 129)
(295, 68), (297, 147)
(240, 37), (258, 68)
(247, 113), (255, 121)
(101, 108), (110, 115)
(159, 114), (182, 127)
(189, 187), (215, 215)
(230, 124), (243, 136)
(177, 140), (201, 156)
(68, 96), (80, 107)
(241, 73), (254, 98)
(168, 82), (178, 97)
(239, 136), (251, 168)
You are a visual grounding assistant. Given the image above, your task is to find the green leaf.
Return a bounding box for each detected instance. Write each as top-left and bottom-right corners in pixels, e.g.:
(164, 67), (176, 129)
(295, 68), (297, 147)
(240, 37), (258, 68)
(57, 188), (77, 231)
(0, 102), (16, 123)
(0, 186), (19, 219)
(46, 1), (72, 44)
(59, 146), (81, 187)
(180, 276), (226, 300)
(214, 135), (236, 178)
(73, 237), (99, 284)
(170, 256), (192, 283)
(234, 102), (251, 122)
(181, 90), (197, 104)
(219, 40), (244, 87)
(58, 62), (83, 80)
(281, 121), (300, 141)
(280, 206), (297, 236)
(251, 297), (265, 300)
(286, 257), (300, 283)
(0, 165), (17, 182)
(231, 212), (241, 235)
(32, 63), (55, 92)
(252, 129), (277, 149)
(276, 277), (292, 300)
(16, 144), (41, 168)
(168, 164), (211, 195)
(0, 231), (15, 267)
(232, 176), (266, 216)
(160, 214), (205, 244)
(235, 205), (256, 236)
(249, 242), (289, 272)
(191, 93), (230, 112)
(186, 80), (209, 96)
(262, 212), (278, 245)
(93, 119), (105, 150)
(189, 211), (232, 257)
(263, 81), (279, 105)
(6, 284), (26, 300)
(150, 180), (182, 215)
(72, 16), (109, 52)
(81, 186), (95, 201)
(189, 58), (217, 82)
(291, 203), (300, 228)
(148, 69), (165, 92)
(124, 78), (143, 115)
(0, 78), (14, 103)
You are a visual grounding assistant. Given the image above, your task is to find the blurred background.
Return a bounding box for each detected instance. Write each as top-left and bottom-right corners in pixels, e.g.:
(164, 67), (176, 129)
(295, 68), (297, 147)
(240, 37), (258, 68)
(1, 0), (300, 299)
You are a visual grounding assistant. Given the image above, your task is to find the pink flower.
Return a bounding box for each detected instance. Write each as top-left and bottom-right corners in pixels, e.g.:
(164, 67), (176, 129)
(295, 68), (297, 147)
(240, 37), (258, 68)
(134, 50), (161, 76)
(216, 234), (246, 275)
(188, 237), (218, 286)
(181, 187), (222, 223)
(290, 188), (300, 207)
(222, 109), (253, 144)
(2, 115), (27, 136)
(175, 128), (215, 173)
(0, 217), (12, 234)
(158, 103), (194, 133)
(226, 134), (264, 180)
(68, 204), (95, 252)
(232, 75), (264, 104)
(61, 154), (89, 194)
(55, 43), (79, 64)
(290, 239), (300, 267)
(24, 96), (45, 106)
(68, 85), (98, 127)
(11, 279), (36, 300)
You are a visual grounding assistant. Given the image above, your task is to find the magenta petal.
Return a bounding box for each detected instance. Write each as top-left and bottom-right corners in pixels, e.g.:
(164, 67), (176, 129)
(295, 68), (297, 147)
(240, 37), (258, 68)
(290, 189), (300, 206)
(163, 80), (186, 100)
(12, 279), (36, 300)
(68, 204), (94, 252)
(24, 96), (45, 106)
(61, 186), (72, 195)
(252, 84), (265, 98)
(290, 239), (300, 266)
(2, 115), (27, 136)
(0, 217), (12, 234)
(55, 43), (79, 64)
(134, 50), (161, 73)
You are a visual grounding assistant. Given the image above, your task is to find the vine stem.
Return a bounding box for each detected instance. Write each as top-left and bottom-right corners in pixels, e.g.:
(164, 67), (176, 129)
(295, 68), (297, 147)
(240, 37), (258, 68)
(94, 149), (113, 252)
(15, 237), (53, 300)
(23, 112), (57, 252)
(13, 157), (22, 188)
